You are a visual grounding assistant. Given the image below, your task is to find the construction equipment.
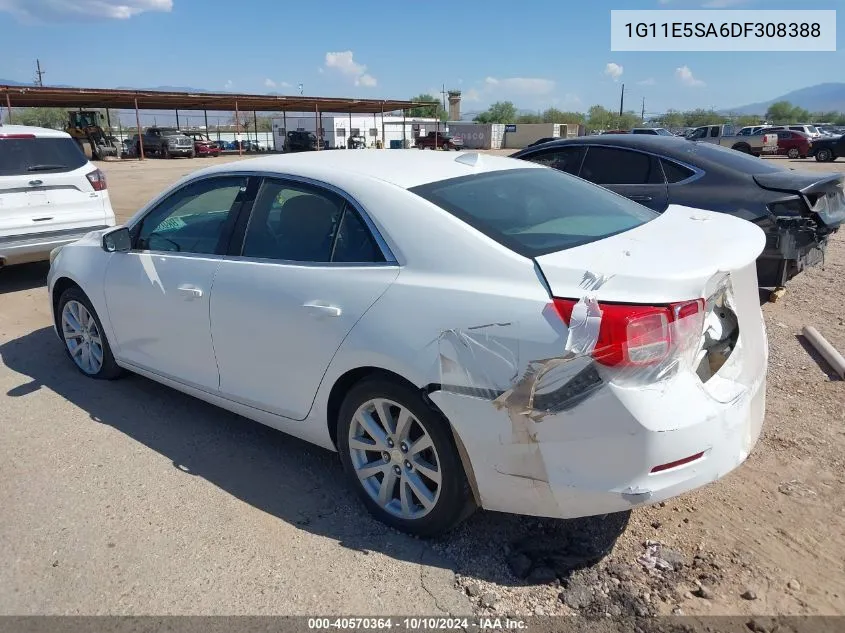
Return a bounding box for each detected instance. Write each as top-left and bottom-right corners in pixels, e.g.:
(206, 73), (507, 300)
(64, 110), (119, 160)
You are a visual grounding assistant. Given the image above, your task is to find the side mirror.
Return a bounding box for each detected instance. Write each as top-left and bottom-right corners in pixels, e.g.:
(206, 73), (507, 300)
(103, 227), (131, 253)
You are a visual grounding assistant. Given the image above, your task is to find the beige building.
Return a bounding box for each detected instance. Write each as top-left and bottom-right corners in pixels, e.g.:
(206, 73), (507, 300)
(502, 123), (585, 149)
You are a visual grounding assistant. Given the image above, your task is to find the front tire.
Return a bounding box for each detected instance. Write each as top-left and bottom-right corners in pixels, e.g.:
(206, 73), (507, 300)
(57, 287), (122, 380)
(787, 148), (800, 159)
(337, 377), (474, 537)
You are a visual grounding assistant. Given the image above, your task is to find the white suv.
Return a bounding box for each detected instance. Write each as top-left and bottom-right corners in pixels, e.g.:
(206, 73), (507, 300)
(0, 125), (116, 269)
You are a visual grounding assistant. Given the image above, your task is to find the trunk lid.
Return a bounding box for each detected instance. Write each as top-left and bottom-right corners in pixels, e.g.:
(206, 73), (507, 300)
(534, 205), (766, 304)
(753, 171), (845, 228)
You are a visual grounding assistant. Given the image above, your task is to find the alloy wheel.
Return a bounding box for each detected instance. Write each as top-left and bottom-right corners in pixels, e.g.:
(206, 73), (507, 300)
(61, 300), (104, 375)
(348, 398), (442, 520)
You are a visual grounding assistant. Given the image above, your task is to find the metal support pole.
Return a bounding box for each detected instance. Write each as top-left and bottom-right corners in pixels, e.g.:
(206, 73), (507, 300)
(204, 109), (209, 132)
(282, 110), (287, 151)
(235, 99), (242, 156)
(5, 92), (12, 124)
(381, 103), (386, 149)
(253, 111), (259, 148)
(105, 108), (112, 130)
(315, 103), (321, 150)
(134, 98), (144, 160)
(373, 112), (377, 148)
(175, 109), (180, 129)
(402, 109), (406, 148)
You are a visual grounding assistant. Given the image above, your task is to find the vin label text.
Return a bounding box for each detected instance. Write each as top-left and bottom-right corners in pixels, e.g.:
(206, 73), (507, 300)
(610, 10), (836, 51)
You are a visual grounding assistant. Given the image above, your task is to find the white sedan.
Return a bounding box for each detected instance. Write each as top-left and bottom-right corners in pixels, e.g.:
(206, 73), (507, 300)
(47, 150), (768, 536)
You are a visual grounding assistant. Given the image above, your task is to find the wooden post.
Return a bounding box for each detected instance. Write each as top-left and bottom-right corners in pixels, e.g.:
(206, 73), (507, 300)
(381, 102), (386, 149)
(5, 92), (12, 124)
(315, 103), (321, 150)
(235, 99), (242, 156)
(135, 97), (144, 161)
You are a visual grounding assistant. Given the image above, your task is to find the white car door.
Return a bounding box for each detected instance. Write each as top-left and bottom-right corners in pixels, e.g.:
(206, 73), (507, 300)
(104, 175), (250, 390)
(210, 177), (399, 420)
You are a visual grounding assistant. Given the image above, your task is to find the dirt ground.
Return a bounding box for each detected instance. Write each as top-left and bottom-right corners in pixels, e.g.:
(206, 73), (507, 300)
(0, 152), (843, 618)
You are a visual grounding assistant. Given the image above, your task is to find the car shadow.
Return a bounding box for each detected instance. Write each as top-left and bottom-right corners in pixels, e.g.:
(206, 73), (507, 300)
(0, 262), (49, 295)
(0, 326), (629, 586)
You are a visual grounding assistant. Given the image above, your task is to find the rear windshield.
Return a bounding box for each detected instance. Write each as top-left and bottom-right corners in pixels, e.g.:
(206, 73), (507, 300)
(0, 137), (87, 176)
(681, 141), (786, 175)
(409, 168), (658, 257)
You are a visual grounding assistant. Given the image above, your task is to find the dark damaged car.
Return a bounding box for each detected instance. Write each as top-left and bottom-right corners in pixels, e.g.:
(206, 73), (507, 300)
(511, 135), (845, 288)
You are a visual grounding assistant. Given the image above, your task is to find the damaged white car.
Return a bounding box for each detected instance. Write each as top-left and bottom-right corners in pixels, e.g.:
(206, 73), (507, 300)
(47, 150), (768, 536)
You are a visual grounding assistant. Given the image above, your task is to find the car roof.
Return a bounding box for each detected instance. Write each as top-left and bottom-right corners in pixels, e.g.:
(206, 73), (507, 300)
(194, 149), (540, 189)
(0, 124), (71, 139)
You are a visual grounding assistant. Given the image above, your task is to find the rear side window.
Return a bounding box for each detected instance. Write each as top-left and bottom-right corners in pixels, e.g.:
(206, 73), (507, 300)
(661, 159), (696, 183)
(0, 137), (87, 176)
(580, 147), (663, 185)
(409, 168), (657, 257)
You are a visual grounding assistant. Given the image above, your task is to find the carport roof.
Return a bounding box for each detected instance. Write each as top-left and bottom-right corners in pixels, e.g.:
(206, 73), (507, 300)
(0, 85), (421, 114)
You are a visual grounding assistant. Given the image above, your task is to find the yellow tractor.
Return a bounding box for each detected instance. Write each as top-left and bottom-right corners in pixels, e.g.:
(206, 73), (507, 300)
(65, 110), (119, 160)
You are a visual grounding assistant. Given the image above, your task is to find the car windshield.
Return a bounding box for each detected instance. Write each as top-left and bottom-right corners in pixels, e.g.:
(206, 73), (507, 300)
(654, 128), (674, 136)
(0, 137), (87, 175)
(684, 141), (787, 174)
(806, 126), (819, 134)
(409, 167), (658, 257)
(159, 129), (181, 136)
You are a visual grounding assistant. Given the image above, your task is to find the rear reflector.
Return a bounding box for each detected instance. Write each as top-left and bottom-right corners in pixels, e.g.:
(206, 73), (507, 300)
(650, 451), (705, 473)
(86, 168), (107, 191)
(553, 297), (704, 367)
(0, 133), (36, 139)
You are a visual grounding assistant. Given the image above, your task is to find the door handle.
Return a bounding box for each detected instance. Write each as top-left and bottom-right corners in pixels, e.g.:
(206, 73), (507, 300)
(302, 301), (342, 317)
(28, 180), (43, 187)
(177, 285), (203, 299)
(629, 195), (653, 202)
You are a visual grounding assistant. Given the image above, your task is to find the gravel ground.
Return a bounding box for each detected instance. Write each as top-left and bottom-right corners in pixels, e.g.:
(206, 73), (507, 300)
(1, 153), (843, 618)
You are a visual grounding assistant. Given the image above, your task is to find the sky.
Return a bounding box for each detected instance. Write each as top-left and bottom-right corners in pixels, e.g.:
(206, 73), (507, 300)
(0, 0), (843, 116)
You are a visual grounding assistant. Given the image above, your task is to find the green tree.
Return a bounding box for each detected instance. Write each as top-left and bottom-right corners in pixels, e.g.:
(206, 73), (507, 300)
(587, 105), (614, 129)
(683, 109), (723, 127)
(4, 107), (67, 128)
(474, 101), (518, 124)
(734, 114), (763, 127)
(766, 101), (797, 124)
(516, 113), (543, 124)
(542, 108), (585, 124)
(811, 111), (839, 123)
(409, 94), (446, 121)
(659, 110), (685, 129)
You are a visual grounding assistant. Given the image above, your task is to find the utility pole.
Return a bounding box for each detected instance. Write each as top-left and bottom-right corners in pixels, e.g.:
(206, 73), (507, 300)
(619, 83), (625, 117)
(641, 97), (645, 122)
(34, 59), (45, 86)
(440, 84), (448, 120)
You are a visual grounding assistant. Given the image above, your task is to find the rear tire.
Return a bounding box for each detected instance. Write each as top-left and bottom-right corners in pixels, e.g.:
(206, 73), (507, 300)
(56, 287), (123, 380)
(787, 148), (800, 159)
(336, 377), (475, 537)
(816, 148), (835, 162)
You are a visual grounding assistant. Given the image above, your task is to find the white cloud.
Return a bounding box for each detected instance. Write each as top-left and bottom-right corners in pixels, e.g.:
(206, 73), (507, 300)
(264, 78), (276, 89)
(675, 65), (705, 87)
(638, 78), (656, 86)
(0, 0), (172, 21)
(223, 80), (233, 90)
(323, 50), (377, 87)
(280, 81), (291, 88)
(604, 63), (624, 82)
(463, 88), (481, 102)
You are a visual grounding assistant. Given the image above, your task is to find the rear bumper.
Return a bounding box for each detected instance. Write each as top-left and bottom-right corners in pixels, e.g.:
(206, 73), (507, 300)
(0, 226), (110, 267)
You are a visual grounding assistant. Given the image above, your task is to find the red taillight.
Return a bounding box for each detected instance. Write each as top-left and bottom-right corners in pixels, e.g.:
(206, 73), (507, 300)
(650, 451), (705, 473)
(86, 168), (107, 191)
(553, 297), (704, 367)
(0, 133), (36, 139)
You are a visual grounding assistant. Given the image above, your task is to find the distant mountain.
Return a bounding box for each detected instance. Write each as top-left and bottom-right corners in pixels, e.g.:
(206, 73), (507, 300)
(727, 83), (845, 115)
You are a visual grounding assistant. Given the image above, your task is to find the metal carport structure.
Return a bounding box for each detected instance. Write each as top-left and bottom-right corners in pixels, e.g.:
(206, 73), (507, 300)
(1, 85), (421, 158)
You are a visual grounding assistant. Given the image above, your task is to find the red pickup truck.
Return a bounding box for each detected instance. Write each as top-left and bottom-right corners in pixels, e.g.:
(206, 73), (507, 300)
(415, 131), (463, 151)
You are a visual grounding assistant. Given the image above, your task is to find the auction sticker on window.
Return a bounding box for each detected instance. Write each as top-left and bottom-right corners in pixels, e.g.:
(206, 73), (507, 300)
(611, 10), (836, 51)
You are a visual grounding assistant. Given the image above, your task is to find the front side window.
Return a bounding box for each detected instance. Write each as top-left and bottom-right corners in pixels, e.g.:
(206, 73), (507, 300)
(136, 176), (247, 254)
(580, 147), (662, 185)
(524, 146), (585, 175)
(410, 168), (657, 257)
(689, 127), (708, 140)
